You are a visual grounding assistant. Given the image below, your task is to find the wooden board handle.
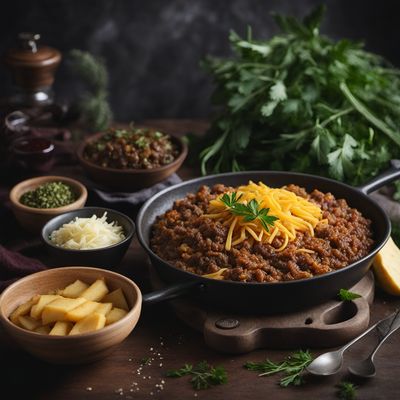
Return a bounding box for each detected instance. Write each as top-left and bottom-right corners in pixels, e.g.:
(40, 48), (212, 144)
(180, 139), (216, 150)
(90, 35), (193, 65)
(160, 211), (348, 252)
(202, 273), (374, 353)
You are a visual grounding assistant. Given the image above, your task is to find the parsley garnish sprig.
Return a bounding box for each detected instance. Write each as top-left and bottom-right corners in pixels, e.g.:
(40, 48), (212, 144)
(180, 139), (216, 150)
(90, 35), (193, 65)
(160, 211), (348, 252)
(220, 192), (278, 232)
(338, 289), (362, 301)
(167, 361), (227, 390)
(245, 350), (313, 387)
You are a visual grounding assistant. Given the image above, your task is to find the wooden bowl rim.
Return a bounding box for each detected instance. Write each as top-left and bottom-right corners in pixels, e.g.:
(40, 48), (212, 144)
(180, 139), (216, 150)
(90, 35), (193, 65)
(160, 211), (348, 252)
(41, 207), (135, 253)
(0, 266), (142, 340)
(9, 175), (88, 215)
(77, 131), (188, 175)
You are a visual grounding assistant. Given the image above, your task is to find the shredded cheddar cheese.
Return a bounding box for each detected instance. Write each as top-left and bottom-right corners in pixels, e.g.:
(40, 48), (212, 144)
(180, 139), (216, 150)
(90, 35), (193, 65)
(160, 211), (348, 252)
(204, 181), (323, 252)
(202, 268), (228, 280)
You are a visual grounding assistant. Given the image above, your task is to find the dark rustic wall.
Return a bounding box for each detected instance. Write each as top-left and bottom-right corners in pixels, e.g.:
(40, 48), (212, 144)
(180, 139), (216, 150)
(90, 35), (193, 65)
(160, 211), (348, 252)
(0, 0), (399, 121)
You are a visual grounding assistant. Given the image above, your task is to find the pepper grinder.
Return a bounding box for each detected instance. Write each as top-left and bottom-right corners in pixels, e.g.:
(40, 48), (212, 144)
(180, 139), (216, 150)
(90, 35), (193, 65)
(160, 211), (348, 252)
(4, 32), (62, 106)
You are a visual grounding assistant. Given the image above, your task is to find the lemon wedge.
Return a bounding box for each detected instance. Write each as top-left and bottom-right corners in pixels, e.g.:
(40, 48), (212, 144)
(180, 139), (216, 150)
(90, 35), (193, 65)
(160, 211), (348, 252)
(373, 237), (400, 295)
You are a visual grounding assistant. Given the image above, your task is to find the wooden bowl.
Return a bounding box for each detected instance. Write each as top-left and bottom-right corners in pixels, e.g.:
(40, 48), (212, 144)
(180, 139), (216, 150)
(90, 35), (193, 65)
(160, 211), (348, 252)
(0, 267), (142, 364)
(9, 175), (87, 233)
(77, 132), (187, 191)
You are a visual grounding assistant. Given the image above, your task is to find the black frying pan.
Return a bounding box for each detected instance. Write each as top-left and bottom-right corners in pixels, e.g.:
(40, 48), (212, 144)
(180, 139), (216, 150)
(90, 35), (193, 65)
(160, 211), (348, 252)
(137, 161), (400, 314)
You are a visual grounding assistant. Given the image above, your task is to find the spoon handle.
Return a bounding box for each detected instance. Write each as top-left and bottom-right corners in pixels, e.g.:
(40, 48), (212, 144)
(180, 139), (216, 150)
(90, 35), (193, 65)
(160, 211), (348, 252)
(340, 310), (398, 353)
(370, 309), (400, 361)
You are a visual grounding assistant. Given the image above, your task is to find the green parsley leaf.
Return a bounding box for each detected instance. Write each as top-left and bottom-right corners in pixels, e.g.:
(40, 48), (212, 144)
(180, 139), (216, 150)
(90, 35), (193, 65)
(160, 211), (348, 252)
(167, 361), (227, 390)
(303, 4), (326, 33)
(166, 364), (193, 377)
(220, 192), (243, 208)
(327, 134), (358, 180)
(220, 192), (278, 232)
(311, 126), (336, 164)
(338, 289), (362, 301)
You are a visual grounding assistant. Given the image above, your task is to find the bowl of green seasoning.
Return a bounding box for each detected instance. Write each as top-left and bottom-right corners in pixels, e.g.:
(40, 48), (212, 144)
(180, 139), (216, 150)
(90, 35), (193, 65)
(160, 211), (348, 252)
(9, 176), (88, 233)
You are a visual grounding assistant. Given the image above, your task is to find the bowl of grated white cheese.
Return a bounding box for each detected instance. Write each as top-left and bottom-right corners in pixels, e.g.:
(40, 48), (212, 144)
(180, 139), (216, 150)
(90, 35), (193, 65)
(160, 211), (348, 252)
(42, 207), (135, 268)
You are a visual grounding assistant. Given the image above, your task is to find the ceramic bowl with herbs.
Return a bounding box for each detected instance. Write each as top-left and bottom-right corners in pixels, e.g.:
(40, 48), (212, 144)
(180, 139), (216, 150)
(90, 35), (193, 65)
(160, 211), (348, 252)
(9, 176), (87, 233)
(77, 126), (188, 191)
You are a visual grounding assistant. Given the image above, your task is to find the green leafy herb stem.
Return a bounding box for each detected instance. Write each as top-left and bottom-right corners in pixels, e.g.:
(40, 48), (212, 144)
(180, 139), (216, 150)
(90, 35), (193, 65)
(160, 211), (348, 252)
(338, 289), (362, 301)
(167, 361), (227, 390)
(220, 192), (279, 232)
(244, 350), (313, 387)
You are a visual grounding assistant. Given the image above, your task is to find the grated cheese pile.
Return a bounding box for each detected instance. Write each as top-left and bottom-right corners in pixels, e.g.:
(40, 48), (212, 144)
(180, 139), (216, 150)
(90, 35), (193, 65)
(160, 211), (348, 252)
(50, 212), (126, 250)
(205, 181), (324, 253)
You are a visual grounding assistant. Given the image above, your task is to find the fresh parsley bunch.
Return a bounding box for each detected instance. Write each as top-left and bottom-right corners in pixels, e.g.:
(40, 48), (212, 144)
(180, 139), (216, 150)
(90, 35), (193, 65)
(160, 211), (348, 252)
(200, 5), (400, 191)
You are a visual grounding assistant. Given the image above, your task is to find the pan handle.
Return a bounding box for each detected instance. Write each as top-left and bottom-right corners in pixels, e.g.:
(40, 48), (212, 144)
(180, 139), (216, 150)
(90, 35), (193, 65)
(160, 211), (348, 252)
(142, 281), (204, 305)
(357, 160), (400, 194)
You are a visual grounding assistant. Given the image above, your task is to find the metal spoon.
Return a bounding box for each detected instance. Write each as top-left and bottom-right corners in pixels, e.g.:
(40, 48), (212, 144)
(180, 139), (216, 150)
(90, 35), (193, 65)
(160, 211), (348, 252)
(306, 310), (398, 376)
(348, 309), (400, 378)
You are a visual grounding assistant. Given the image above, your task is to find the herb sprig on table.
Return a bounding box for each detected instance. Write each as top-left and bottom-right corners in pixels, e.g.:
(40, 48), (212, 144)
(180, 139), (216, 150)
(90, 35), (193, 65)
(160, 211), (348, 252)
(200, 5), (400, 195)
(336, 381), (357, 400)
(244, 350), (313, 387)
(220, 192), (278, 232)
(167, 361), (227, 390)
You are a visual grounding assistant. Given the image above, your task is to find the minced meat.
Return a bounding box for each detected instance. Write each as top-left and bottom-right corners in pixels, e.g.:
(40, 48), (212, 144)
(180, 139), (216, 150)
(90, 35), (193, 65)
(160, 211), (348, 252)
(150, 184), (374, 283)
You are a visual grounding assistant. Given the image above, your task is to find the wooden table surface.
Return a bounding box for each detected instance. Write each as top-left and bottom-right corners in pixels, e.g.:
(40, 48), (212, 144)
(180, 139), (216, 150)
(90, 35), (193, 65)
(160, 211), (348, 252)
(1, 120), (400, 400)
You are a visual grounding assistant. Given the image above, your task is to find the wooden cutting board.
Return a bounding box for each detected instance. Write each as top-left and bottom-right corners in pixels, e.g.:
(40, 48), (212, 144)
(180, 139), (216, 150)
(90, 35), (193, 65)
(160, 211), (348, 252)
(149, 267), (375, 354)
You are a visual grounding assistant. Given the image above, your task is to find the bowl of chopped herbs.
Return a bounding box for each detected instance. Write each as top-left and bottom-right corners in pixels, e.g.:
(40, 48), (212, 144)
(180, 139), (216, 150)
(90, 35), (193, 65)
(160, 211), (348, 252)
(9, 175), (87, 233)
(77, 126), (187, 191)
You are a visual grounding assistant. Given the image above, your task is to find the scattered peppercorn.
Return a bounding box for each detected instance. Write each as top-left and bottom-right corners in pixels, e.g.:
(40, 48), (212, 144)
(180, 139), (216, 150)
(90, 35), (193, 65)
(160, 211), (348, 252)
(20, 181), (77, 209)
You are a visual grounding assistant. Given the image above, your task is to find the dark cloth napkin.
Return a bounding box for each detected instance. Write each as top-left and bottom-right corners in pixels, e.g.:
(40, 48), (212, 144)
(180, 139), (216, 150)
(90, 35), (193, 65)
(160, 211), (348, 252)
(81, 173), (182, 206)
(0, 245), (47, 291)
(0, 184), (47, 291)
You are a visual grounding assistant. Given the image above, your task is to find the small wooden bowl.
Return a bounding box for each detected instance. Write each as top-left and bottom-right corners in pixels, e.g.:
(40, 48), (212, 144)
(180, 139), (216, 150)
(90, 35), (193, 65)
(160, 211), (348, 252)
(0, 267), (142, 364)
(77, 132), (187, 191)
(9, 175), (88, 233)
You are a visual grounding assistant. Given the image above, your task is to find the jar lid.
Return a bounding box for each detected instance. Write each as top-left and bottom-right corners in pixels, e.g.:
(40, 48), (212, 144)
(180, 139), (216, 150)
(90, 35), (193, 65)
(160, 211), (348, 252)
(4, 33), (61, 68)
